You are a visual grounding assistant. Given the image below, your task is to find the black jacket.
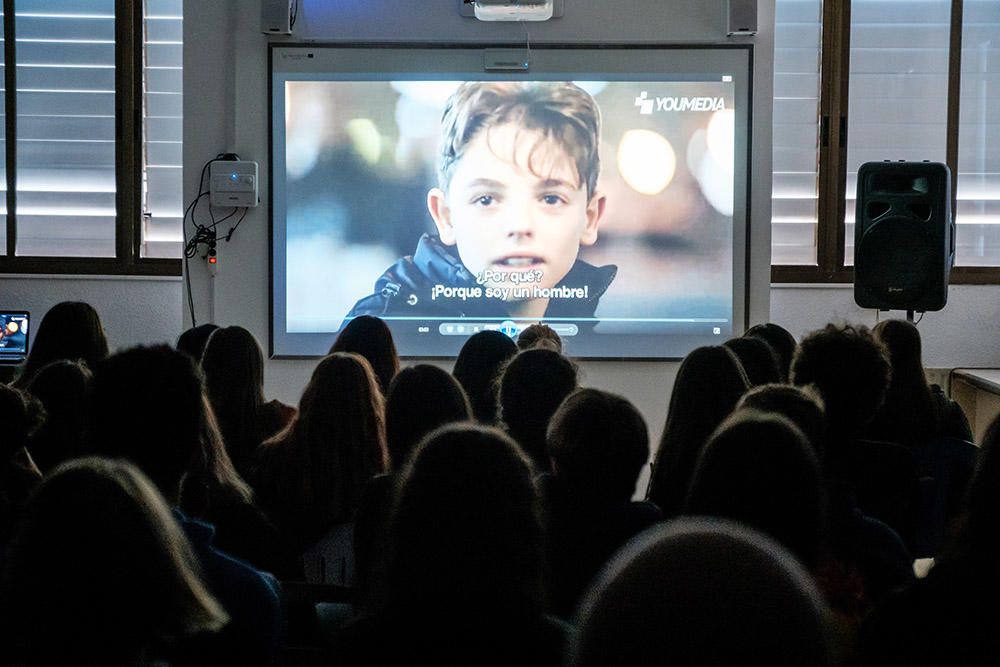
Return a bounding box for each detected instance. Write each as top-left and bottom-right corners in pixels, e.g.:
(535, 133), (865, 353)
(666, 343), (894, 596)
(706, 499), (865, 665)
(344, 233), (617, 321)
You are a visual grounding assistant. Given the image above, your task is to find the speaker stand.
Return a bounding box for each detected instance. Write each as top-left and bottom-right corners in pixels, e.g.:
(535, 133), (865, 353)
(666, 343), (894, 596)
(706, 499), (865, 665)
(906, 310), (915, 323)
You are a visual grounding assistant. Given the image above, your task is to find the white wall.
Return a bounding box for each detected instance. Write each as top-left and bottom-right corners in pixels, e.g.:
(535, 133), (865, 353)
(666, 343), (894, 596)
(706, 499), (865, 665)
(182, 0), (778, 445)
(772, 284), (1000, 369)
(1, 275), (183, 350)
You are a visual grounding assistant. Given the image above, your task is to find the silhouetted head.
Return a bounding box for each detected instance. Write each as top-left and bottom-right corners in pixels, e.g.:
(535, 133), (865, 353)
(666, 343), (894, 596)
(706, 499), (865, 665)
(738, 383), (827, 459)
(547, 388), (649, 504)
(263, 352), (387, 528)
(4, 458), (227, 664)
(386, 364), (472, 469)
(15, 301), (108, 388)
(23, 360), (93, 473)
(330, 315), (400, 393)
(388, 424), (543, 617)
(873, 319), (923, 370)
(791, 324), (890, 441)
(745, 323), (798, 381)
(870, 319), (936, 444)
(571, 520), (833, 667)
(201, 326), (267, 468)
(176, 323), (220, 364)
(499, 348), (579, 470)
(685, 410), (826, 570)
(517, 323), (563, 352)
(452, 330), (518, 425)
(647, 345), (750, 516)
(724, 336), (783, 387)
(0, 385), (44, 462)
(91, 345), (206, 502)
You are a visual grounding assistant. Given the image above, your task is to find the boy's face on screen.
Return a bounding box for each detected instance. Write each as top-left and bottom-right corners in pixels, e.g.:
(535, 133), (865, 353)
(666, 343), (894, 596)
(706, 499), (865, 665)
(428, 123), (605, 296)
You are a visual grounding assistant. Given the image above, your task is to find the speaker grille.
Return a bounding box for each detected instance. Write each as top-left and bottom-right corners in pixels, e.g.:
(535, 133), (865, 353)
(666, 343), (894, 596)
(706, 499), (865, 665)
(856, 216), (936, 307)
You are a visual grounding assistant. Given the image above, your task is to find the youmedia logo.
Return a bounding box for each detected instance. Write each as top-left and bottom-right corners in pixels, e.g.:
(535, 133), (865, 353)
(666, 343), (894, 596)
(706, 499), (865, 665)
(634, 91), (726, 114)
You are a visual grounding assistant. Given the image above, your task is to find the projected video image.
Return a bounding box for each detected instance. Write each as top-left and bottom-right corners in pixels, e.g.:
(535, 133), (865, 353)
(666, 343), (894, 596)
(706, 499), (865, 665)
(275, 75), (740, 357)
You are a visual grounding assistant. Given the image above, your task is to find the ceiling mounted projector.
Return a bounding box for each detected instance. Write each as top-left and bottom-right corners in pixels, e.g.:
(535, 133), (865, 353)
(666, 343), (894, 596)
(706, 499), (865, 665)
(473, 0), (554, 21)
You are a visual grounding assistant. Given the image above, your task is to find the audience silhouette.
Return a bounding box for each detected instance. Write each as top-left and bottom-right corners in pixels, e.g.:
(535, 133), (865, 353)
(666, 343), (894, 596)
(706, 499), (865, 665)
(336, 424), (565, 666)
(571, 520), (834, 667)
(499, 348), (578, 472)
(89, 344), (282, 666)
(329, 315), (400, 394)
(5, 305), (995, 666)
(1, 458), (228, 666)
(685, 409), (826, 570)
(202, 326), (295, 476)
(13, 301), (109, 389)
(724, 335), (784, 387)
(177, 322), (221, 364)
(0, 385), (43, 544)
(354, 364), (472, 608)
(452, 330), (518, 425)
(517, 323), (563, 352)
(869, 318), (973, 446)
(863, 413), (1000, 665)
(22, 360), (93, 474)
(647, 345), (750, 516)
(253, 352), (388, 586)
(385, 364), (472, 468)
(745, 322), (798, 381)
(543, 388), (661, 617)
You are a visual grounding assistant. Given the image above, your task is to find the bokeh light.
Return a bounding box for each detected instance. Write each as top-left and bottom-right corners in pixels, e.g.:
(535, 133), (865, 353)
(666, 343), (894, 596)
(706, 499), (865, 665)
(706, 109), (735, 167)
(616, 129), (677, 196)
(345, 118), (383, 165)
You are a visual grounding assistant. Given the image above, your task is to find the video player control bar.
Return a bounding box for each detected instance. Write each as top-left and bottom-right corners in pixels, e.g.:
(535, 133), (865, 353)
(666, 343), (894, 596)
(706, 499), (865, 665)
(437, 321), (579, 338)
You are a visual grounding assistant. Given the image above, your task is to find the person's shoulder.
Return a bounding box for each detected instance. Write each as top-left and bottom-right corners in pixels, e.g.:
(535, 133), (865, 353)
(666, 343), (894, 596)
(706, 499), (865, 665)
(562, 259), (617, 295)
(929, 383), (974, 441)
(260, 399), (296, 433)
(342, 235), (465, 322)
(195, 524), (282, 603)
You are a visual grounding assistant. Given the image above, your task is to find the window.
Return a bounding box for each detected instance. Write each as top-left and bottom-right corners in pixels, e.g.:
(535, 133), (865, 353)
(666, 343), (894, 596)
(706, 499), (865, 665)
(771, 0), (823, 266)
(142, 0), (182, 259)
(956, 0), (1000, 267)
(772, 0), (1000, 282)
(0, 0), (181, 275)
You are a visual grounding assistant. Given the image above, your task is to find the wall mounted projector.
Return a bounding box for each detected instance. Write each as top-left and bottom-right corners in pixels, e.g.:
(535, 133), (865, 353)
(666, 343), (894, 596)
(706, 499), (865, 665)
(472, 0), (554, 21)
(210, 160), (259, 208)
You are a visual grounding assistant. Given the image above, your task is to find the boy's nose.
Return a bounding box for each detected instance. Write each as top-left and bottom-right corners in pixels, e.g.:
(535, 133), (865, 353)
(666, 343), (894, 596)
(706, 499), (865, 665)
(503, 209), (537, 239)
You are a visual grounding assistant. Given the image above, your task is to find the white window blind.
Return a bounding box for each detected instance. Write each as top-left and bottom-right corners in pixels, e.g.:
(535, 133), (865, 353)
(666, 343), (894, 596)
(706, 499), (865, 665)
(956, 0), (1000, 266)
(771, 0), (823, 266)
(1, 9), (6, 253)
(141, 0), (181, 259)
(15, 0), (117, 257)
(844, 0), (951, 265)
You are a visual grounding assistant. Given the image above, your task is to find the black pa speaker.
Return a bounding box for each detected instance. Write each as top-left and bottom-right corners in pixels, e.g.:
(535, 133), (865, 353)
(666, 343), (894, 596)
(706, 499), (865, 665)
(854, 161), (955, 312)
(728, 0), (758, 36)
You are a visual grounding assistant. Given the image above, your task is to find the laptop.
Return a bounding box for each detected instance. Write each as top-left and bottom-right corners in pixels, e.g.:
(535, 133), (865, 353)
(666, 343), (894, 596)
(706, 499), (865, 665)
(0, 311), (30, 366)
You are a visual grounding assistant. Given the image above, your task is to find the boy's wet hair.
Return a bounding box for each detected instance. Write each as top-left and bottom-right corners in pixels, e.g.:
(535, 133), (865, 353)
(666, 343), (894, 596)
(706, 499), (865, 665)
(438, 82), (602, 199)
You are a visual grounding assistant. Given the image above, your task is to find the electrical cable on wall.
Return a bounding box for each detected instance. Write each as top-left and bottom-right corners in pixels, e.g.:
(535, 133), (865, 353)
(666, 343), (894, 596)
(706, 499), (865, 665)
(182, 153), (250, 326)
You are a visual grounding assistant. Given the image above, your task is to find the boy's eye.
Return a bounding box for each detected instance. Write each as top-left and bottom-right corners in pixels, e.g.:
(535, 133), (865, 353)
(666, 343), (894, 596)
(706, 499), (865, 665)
(541, 194), (566, 205)
(474, 195), (496, 207)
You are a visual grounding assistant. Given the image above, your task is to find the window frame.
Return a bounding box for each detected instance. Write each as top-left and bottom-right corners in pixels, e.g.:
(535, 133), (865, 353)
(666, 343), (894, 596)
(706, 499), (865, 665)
(772, 0), (1000, 285)
(0, 0), (180, 276)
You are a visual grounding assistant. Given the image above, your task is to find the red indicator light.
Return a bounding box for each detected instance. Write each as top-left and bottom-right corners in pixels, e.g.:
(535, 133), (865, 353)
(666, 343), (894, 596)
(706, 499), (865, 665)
(208, 256), (217, 264)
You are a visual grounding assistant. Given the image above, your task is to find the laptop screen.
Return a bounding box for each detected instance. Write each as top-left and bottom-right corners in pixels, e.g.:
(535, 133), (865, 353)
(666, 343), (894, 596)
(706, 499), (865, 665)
(0, 312), (30, 365)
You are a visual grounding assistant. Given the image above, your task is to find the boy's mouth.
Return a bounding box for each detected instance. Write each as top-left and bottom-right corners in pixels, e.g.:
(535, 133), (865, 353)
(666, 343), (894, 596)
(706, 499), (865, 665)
(493, 255), (544, 268)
